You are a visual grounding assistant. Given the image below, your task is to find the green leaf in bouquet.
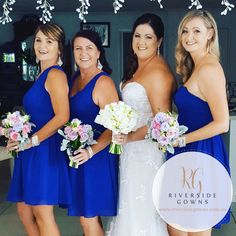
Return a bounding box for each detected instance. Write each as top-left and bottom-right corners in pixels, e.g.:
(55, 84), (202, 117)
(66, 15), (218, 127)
(68, 146), (80, 169)
(179, 125), (188, 135)
(9, 150), (17, 158)
(167, 145), (175, 154)
(71, 138), (82, 150)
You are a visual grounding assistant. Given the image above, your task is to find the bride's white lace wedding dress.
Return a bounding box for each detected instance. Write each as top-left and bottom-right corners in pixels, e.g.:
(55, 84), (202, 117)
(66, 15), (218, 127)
(106, 82), (169, 236)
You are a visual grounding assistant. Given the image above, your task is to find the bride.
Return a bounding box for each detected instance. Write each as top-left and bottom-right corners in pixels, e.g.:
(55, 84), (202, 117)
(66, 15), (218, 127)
(106, 13), (175, 236)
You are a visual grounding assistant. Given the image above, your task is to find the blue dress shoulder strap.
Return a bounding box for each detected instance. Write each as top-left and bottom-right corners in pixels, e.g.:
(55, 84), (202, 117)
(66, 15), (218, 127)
(88, 71), (108, 90)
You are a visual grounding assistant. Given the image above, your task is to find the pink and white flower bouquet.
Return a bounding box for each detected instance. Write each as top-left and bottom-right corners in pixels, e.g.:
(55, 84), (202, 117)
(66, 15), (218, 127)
(95, 101), (138, 154)
(58, 118), (96, 168)
(0, 111), (35, 157)
(147, 111), (188, 154)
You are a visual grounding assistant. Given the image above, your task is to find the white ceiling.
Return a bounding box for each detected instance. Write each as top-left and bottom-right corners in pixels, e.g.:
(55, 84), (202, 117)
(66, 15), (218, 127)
(11, 0), (226, 13)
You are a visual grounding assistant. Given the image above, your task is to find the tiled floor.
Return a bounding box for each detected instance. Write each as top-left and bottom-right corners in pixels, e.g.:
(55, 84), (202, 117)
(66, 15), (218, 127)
(0, 203), (84, 236)
(0, 203), (235, 236)
(1, 159), (235, 236)
(0, 159), (107, 236)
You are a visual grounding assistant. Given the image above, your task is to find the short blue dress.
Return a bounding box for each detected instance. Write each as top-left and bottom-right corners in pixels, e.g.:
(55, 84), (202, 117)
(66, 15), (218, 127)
(68, 71), (118, 217)
(167, 86), (230, 228)
(8, 65), (71, 206)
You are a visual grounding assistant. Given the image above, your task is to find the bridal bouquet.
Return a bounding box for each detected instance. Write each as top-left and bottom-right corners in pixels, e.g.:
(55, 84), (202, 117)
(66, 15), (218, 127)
(0, 111), (35, 157)
(58, 118), (96, 168)
(147, 111), (188, 154)
(95, 101), (138, 154)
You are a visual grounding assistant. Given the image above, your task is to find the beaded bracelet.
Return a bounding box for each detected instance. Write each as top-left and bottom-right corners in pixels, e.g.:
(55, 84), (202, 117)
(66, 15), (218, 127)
(31, 135), (40, 147)
(86, 146), (94, 159)
(178, 136), (186, 147)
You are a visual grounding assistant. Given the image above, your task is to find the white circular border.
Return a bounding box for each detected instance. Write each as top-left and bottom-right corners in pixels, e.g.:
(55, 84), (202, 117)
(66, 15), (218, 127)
(152, 151), (233, 232)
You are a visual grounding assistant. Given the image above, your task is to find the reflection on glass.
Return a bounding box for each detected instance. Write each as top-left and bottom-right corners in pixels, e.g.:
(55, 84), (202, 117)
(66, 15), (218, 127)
(20, 41), (39, 81)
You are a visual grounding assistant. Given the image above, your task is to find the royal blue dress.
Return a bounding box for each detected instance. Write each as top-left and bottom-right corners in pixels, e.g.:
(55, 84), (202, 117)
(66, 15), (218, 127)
(68, 71), (118, 217)
(8, 65), (71, 206)
(167, 86), (230, 228)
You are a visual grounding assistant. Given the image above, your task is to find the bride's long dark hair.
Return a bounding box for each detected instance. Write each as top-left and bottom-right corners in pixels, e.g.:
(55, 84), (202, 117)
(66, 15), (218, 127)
(122, 13), (164, 83)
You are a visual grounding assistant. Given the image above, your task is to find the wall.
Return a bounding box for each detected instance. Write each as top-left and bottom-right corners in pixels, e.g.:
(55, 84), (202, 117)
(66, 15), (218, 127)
(0, 9), (235, 86)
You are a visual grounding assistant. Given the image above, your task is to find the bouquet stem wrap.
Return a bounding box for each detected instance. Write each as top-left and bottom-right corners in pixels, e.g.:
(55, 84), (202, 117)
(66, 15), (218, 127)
(10, 150), (17, 158)
(109, 142), (123, 154)
(69, 153), (79, 168)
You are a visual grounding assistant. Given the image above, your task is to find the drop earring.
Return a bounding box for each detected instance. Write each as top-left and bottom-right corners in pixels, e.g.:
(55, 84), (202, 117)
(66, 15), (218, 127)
(97, 59), (103, 70)
(36, 58), (39, 64)
(74, 62), (78, 71)
(157, 47), (160, 56)
(57, 57), (63, 66)
(207, 41), (210, 54)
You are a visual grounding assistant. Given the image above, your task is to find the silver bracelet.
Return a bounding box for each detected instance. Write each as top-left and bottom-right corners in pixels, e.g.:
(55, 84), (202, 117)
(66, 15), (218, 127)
(178, 136), (186, 147)
(86, 146), (94, 159)
(31, 135), (40, 147)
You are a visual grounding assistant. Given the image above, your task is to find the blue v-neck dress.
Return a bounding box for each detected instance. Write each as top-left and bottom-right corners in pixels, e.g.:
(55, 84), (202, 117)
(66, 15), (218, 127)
(68, 71), (118, 217)
(8, 65), (71, 206)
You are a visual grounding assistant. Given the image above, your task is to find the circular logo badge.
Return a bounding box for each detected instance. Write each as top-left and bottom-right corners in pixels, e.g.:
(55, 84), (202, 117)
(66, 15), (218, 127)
(152, 151), (233, 232)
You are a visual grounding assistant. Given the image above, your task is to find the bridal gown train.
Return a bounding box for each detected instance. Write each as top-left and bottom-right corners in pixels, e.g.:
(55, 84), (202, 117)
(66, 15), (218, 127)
(106, 82), (169, 236)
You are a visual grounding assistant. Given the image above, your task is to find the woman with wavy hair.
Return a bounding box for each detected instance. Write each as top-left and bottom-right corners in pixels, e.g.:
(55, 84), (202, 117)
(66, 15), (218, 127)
(167, 10), (230, 236)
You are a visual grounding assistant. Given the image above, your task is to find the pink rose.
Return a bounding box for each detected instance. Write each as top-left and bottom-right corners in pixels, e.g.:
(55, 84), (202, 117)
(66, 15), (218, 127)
(67, 131), (78, 141)
(159, 136), (169, 146)
(152, 129), (160, 140)
(80, 132), (89, 143)
(22, 124), (30, 135)
(64, 126), (73, 135)
(166, 127), (179, 139)
(76, 125), (84, 133)
(152, 121), (161, 130)
(10, 131), (20, 141)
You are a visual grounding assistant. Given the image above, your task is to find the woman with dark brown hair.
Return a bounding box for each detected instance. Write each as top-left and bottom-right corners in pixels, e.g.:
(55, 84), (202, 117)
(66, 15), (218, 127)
(67, 30), (119, 236)
(107, 13), (175, 236)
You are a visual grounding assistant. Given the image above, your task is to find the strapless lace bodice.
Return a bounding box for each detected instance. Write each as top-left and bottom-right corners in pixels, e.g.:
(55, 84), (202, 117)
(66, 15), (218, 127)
(122, 82), (153, 129)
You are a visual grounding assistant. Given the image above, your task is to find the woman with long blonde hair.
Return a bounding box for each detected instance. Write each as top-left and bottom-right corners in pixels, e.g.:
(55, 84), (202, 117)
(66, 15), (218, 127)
(167, 10), (230, 236)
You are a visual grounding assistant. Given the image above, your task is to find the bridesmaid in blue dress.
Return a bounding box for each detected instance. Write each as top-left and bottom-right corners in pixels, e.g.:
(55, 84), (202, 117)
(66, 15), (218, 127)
(7, 23), (71, 236)
(167, 10), (230, 236)
(68, 30), (119, 236)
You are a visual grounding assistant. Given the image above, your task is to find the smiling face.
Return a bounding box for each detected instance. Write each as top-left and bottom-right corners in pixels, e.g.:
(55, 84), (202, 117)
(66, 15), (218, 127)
(73, 37), (100, 71)
(34, 30), (60, 65)
(181, 17), (213, 55)
(132, 23), (161, 61)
